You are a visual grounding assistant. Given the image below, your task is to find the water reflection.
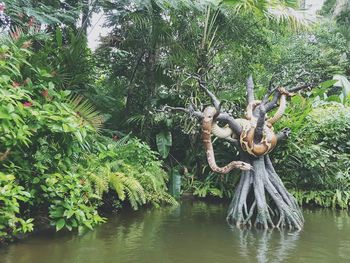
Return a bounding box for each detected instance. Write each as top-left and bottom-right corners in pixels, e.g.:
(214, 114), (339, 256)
(232, 228), (300, 263)
(1, 201), (350, 263)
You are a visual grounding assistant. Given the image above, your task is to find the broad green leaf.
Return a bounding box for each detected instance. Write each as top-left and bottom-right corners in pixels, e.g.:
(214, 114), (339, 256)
(320, 79), (338, 89)
(56, 218), (65, 231)
(156, 131), (172, 159)
(333, 75), (350, 94)
(326, 95), (341, 103)
(0, 109), (10, 119)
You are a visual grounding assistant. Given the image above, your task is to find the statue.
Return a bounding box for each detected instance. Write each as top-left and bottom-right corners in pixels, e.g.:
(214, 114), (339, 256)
(164, 75), (308, 230)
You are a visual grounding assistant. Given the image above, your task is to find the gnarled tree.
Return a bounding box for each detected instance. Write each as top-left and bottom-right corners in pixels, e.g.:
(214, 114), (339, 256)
(160, 1), (310, 230)
(164, 75), (308, 230)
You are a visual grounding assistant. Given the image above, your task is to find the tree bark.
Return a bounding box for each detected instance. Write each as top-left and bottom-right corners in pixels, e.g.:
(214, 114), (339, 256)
(254, 104), (266, 143)
(246, 74), (255, 103)
(227, 155), (304, 230)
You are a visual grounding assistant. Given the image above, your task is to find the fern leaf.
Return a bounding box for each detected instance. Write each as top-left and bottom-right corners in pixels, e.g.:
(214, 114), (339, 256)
(109, 172), (126, 201)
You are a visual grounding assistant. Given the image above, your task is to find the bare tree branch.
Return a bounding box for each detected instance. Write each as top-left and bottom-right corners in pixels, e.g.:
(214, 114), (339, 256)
(170, 69), (248, 137)
(254, 104), (266, 143)
(289, 83), (311, 92)
(265, 91), (281, 112)
(162, 105), (203, 119)
(265, 84), (311, 112)
(216, 112), (242, 136)
(197, 77), (221, 111)
(276, 128), (291, 142)
(246, 74), (255, 103)
(162, 106), (243, 137)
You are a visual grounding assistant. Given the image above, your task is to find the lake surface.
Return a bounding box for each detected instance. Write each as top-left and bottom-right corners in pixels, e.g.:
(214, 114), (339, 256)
(1, 200), (350, 263)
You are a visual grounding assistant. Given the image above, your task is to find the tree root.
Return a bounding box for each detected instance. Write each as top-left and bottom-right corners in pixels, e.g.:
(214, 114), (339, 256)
(226, 155), (304, 230)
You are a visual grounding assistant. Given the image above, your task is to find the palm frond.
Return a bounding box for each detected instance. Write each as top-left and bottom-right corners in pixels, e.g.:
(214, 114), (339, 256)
(266, 5), (311, 28)
(223, 0), (310, 29)
(126, 114), (146, 132)
(4, 0), (79, 26)
(66, 94), (104, 132)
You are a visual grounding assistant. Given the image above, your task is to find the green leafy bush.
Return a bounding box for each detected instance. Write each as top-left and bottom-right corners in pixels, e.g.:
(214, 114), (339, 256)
(0, 172), (33, 239)
(0, 34), (176, 242)
(96, 138), (177, 208)
(274, 103), (350, 208)
(44, 172), (105, 233)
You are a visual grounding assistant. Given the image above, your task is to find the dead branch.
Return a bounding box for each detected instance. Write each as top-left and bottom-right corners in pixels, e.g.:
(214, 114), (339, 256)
(254, 104), (266, 143)
(216, 112), (242, 136)
(246, 75), (255, 104)
(276, 128), (291, 142)
(264, 83), (311, 112)
(161, 105), (203, 119)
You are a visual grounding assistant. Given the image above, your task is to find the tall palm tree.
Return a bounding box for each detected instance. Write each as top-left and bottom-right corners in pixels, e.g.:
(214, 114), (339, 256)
(100, 0), (307, 117)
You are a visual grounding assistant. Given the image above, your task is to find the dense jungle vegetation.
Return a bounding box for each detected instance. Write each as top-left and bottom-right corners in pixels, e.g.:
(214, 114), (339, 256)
(0, 0), (349, 242)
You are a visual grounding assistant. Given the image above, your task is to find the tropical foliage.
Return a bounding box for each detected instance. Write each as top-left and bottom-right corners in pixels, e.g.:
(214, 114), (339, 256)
(273, 99), (350, 203)
(0, 23), (175, 242)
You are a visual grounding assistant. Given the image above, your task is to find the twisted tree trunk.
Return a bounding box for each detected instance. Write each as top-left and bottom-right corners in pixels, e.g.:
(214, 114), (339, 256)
(227, 155), (303, 229)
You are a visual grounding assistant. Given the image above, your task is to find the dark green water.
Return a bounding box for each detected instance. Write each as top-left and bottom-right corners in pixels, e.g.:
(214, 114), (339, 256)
(2, 200), (350, 263)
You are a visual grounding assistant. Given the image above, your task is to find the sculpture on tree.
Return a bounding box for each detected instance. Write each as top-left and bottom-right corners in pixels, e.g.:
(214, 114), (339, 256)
(164, 75), (307, 230)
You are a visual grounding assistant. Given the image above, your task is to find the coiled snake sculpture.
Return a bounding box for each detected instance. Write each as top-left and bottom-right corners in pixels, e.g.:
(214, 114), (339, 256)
(203, 87), (294, 173)
(202, 106), (253, 172)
